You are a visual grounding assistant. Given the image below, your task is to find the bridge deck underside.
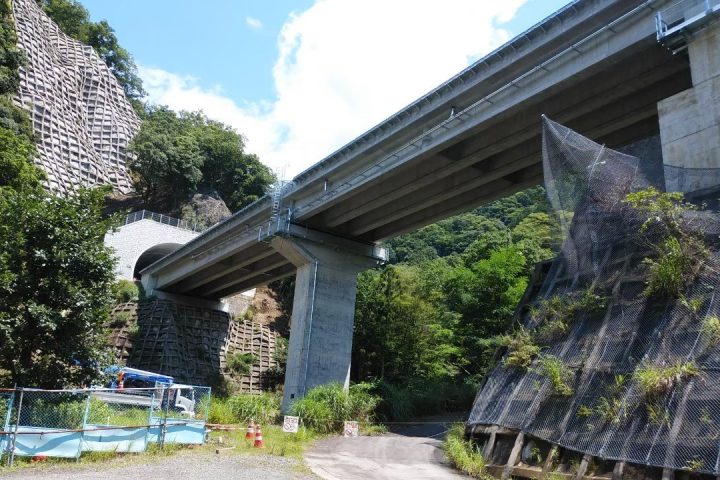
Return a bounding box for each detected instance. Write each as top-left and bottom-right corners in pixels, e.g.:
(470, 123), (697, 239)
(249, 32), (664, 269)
(300, 43), (691, 241)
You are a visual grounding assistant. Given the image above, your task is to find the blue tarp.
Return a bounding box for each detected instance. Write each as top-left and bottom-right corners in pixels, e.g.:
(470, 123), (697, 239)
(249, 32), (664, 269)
(147, 419), (205, 445)
(12, 427), (82, 458)
(82, 425), (149, 453)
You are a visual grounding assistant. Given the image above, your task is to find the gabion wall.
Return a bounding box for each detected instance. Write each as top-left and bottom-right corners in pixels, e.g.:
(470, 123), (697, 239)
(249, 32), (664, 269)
(12, 0), (140, 195)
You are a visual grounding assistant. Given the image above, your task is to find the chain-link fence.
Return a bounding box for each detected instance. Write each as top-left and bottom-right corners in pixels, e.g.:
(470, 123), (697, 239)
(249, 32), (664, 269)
(0, 385), (211, 465)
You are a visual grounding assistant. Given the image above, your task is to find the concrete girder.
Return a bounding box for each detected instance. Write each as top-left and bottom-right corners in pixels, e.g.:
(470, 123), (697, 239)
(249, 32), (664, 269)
(312, 46), (686, 231)
(344, 83), (670, 239)
(199, 254), (290, 297)
(344, 144), (541, 237)
(213, 264), (298, 300)
(372, 169), (545, 241)
(169, 248), (277, 293)
(285, 1), (650, 202)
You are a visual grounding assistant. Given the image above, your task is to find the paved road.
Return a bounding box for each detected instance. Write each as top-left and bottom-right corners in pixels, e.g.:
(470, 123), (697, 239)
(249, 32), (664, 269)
(0, 450), (317, 479)
(305, 421), (467, 480)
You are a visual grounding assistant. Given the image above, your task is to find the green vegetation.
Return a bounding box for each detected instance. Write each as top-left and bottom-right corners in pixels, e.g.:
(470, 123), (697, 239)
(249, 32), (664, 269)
(625, 188), (708, 298)
(577, 375), (628, 424)
(535, 355), (573, 396)
(642, 236), (705, 298)
(129, 106), (275, 213)
(633, 361), (699, 398)
(208, 424), (319, 459)
(443, 423), (492, 480)
(375, 380), (476, 421)
(226, 352), (258, 377)
(290, 383), (380, 434)
(225, 393), (280, 425)
(0, 185), (118, 387)
(502, 327), (541, 369)
(533, 288), (607, 344)
(112, 279), (139, 303)
(702, 316), (720, 347)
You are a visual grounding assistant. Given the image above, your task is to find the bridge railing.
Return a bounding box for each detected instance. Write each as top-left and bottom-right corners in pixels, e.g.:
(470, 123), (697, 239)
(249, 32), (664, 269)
(656, 0), (720, 42)
(124, 210), (204, 233)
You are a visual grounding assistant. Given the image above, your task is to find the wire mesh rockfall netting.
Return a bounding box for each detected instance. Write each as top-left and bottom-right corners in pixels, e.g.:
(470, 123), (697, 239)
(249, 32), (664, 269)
(468, 116), (720, 474)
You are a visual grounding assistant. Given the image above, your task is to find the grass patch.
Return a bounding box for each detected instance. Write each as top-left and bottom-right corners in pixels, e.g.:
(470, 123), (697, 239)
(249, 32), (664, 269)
(643, 237), (705, 298)
(443, 423), (491, 479)
(633, 361), (699, 397)
(290, 383), (379, 434)
(207, 424), (319, 459)
(534, 355), (573, 396)
(702, 316), (720, 348)
(502, 327), (541, 369)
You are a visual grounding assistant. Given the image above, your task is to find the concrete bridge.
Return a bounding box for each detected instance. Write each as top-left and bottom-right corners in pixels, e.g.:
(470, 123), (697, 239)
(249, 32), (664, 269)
(140, 0), (720, 410)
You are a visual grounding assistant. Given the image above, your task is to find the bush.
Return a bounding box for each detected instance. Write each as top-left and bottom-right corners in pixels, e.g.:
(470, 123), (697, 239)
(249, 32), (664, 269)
(633, 361), (699, 398)
(227, 392), (281, 425)
(535, 355), (573, 396)
(204, 395), (236, 424)
(643, 237), (705, 298)
(375, 379), (476, 422)
(290, 382), (380, 434)
(113, 279), (139, 303)
(443, 423), (491, 479)
(502, 327), (540, 369)
(702, 316), (720, 348)
(226, 352), (257, 377)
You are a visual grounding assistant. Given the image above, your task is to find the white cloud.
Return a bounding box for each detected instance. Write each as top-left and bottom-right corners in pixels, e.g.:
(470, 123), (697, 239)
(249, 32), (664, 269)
(245, 16), (263, 30)
(140, 0), (527, 178)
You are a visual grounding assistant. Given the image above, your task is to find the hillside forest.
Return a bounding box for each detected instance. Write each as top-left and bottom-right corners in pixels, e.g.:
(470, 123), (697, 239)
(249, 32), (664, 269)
(0, 0), (564, 416)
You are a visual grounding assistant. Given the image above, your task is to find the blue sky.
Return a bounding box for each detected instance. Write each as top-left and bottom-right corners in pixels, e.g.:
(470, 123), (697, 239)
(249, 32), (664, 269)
(81, 0), (571, 176)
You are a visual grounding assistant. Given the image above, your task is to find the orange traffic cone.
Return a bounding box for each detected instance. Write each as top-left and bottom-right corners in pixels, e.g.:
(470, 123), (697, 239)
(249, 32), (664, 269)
(245, 420), (255, 442)
(253, 425), (265, 449)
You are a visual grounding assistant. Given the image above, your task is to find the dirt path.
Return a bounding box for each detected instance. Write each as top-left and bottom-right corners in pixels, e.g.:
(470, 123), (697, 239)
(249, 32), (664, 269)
(0, 450), (317, 480)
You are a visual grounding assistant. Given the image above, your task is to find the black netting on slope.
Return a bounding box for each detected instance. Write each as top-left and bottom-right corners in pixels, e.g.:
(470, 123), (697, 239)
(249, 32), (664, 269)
(468, 117), (720, 474)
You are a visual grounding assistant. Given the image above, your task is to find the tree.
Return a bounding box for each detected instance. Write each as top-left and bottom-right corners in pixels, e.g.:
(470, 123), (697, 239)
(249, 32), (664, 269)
(0, 126), (43, 190)
(129, 111), (204, 207)
(0, 186), (118, 388)
(129, 107), (274, 212)
(189, 115), (274, 211)
(353, 263), (463, 383)
(445, 247), (528, 376)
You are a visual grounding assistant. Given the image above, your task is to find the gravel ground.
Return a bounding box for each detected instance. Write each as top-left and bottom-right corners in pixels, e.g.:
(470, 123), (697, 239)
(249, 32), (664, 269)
(0, 450), (318, 479)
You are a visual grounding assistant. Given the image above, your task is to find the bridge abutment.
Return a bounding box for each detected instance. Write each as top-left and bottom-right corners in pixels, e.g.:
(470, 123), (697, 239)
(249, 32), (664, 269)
(270, 235), (381, 413)
(659, 21), (720, 192)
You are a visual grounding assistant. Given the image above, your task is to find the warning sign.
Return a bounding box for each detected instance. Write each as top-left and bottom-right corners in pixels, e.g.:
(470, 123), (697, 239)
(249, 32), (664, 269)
(343, 421), (359, 437)
(283, 415), (299, 433)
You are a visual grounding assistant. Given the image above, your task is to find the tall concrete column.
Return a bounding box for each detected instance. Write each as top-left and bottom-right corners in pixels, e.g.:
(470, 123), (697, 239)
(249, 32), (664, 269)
(270, 235), (382, 412)
(659, 21), (720, 192)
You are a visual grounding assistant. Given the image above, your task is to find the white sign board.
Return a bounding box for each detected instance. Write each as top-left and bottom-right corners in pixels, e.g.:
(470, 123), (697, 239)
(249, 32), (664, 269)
(343, 421), (359, 437)
(283, 415), (300, 433)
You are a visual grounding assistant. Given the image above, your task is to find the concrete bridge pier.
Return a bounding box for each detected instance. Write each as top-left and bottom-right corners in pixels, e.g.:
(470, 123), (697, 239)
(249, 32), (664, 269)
(270, 234), (383, 412)
(659, 20), (720, 192)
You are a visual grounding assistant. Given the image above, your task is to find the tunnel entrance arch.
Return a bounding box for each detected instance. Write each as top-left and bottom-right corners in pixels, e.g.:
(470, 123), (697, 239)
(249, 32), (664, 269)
(133, 243), (183, 280)
(104, 212), (200, 281)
